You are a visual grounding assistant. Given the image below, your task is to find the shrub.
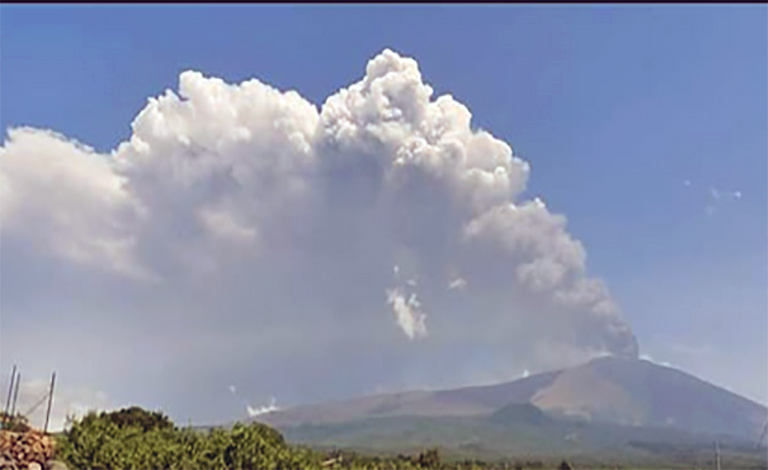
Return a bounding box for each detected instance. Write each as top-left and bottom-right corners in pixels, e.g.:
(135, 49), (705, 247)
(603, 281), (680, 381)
(55, 406), (316, 470)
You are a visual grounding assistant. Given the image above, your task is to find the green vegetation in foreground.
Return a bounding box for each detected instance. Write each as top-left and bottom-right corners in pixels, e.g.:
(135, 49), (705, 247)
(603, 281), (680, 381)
(55, 407), (526, 470)
(56, 407), (318, 470)
(53, 407), (767, 470)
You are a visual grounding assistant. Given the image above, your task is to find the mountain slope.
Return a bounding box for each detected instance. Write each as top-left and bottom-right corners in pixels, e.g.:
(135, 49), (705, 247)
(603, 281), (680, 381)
(255, 356), (767, 441)
(530, 356), (766, 438)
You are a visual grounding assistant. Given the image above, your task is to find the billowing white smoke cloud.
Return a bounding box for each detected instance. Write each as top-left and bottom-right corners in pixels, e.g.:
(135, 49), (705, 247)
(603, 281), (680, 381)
(0, 49), (638, 420)
(0, 128), (150, 281)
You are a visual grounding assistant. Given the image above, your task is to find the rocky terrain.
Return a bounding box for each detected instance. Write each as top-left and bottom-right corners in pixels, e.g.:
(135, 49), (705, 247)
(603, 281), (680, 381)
(0, 430), (66, 470)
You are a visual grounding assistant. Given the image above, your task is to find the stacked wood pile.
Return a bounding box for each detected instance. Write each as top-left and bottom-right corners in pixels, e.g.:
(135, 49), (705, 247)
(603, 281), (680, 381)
(0, 430), (56, 470)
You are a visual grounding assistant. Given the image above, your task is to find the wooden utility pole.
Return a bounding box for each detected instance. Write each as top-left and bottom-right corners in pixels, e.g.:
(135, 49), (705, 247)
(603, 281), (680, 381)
(9, 372), (20, 417)
(43, 372), (56, 433)
(3, 365), (17, 423)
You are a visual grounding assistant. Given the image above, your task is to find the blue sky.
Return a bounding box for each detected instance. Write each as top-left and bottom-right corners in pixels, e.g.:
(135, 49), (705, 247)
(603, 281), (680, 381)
(1, 5), (766, 425)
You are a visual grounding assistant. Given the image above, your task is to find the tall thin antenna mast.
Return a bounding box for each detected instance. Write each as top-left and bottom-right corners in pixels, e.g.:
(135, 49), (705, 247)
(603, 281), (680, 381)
(43, 372), (56, 433)
(3, 365), (17, 425)
(9, 372), (21, 417)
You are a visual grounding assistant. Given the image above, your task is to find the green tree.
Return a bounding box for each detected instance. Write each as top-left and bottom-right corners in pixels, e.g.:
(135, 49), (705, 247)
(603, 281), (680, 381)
(418, 448), (441, 469)
(100, 406), (174, 432)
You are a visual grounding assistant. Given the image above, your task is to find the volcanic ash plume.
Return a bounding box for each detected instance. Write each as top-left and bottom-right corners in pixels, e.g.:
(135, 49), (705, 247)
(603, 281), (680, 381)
(0, 49), (639, 405)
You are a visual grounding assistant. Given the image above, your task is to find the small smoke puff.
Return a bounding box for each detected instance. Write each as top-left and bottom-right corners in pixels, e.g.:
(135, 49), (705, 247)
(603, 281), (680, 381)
(386, 287), (428, 340)
(733, 190), (742, 199)
(229, 385), (237, 394)
(246, 397), (279, 417)
(683, 180), (691, 187)
(640, 354), (674, 369)
(448, 277), (467, 291)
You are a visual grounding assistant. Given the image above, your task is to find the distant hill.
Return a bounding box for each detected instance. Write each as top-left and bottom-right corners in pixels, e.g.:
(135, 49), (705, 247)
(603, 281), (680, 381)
(250, 356), (767, 464)
(257, 356), (766, 440)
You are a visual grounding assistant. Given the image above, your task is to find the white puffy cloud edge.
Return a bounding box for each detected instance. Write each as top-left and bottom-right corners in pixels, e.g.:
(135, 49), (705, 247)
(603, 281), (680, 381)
(0, 49), (638, 423)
